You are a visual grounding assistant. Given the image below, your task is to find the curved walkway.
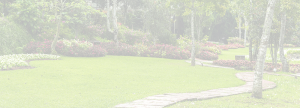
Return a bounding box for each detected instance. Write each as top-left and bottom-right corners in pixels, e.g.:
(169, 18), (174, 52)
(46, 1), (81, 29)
(115, 72), (277, 108)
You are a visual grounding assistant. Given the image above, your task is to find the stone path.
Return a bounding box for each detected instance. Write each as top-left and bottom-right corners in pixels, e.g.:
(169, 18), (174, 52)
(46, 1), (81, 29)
(115, 72), (277, 108)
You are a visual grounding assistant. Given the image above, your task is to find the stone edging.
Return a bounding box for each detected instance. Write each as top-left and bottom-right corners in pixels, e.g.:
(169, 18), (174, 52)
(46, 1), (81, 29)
(115, 73), (276, 108)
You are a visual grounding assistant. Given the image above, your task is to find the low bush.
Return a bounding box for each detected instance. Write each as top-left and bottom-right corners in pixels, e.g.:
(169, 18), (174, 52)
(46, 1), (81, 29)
(290, 36), (300, 46)
(287, 49), (300, 55)
(227, 37), (244, 45)
(0, 18), (32, 55)
(217, 45), (229, 50)
(201, 47), (222, 54)
(24, 39), (107, 57)
(144, 44), (191, 59)
(0, 54), (60, 70)
(197, 51), (218, 60)
(119, 25), (152, 45)
(290, 64), (300, 73)
(284, 44), (296, 47)
(213, 60), (255, 69)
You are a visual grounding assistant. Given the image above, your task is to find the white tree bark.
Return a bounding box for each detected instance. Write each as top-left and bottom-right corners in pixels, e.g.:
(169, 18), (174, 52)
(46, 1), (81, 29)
(244, 15), (248, 46)
(191, 0), (195, 66)
(279, 12), (288, 72)
(191, 10), (195, 66)
(238, 15), (242, 39)
(51, 0), (60, 55)
(252, 0), (277, 99)
(112, 0), (119, 47)
(106, 0), (113, 33)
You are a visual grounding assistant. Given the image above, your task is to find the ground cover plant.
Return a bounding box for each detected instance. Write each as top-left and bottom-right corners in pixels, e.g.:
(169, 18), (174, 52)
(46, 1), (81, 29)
(167, 74), (300, 108)
(0, 54), (60, 70)
(0, 56), (244, 108)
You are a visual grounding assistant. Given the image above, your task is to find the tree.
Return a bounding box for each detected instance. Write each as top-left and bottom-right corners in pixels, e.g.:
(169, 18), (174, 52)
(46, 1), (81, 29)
(106, 0), (119, 47)
(49, 0), (97, 54)
(252, 0), (277, 99)
(169, 0), (227, 66)
(279, 11), (288, 72)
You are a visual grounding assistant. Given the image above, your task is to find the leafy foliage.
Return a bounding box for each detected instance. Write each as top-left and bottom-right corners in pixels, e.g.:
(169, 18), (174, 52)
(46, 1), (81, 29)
(0, 54), (60, 70)
(0, 18), (31, 55)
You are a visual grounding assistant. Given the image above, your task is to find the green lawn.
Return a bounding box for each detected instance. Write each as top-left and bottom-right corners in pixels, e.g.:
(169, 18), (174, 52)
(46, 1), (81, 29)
(168, 74), (300, 108)
(0, 56), (244, 108)
(219, 48), (249, 60)
(168, 47), (300, 108)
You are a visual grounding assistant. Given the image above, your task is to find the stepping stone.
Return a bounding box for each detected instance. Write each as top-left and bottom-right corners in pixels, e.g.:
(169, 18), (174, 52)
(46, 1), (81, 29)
(114, 72), (277, 108)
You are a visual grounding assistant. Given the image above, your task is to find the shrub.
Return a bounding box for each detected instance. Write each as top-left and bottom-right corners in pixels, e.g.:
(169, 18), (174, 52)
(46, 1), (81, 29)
(140, 44), (190, 59)
(287, 49), (300, 55)
(23, 40), (52, 54)
(119, 25), (152, 45)
(201, 47), (222, 54)
(197, 51), (218, 60)
(227, 44), (239, 49)
(0, 18), (32, 55)
(213, 60), (255, 69)
(177, 35), (191, 49)
(217, 45), (229, 50)
(290, 64), (300, 73)
(82, 24), (105, 38)
(291, 36), (300, 46)
(227, 37), (244, 45)
(24, 39), (107, 57)
(203, 42), (217, 47)
(284, 44), (296, 47)
(0, 54), (60, 70)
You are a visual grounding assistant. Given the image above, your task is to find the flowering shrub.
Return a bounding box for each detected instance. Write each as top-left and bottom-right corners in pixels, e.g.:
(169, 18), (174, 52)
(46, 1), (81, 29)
(284, 44), (296, 47)
(197, 51), (218, 60)
(119, 25), (151, 45)
(227, 37), (244, 44)
(82, 24), (105, 38)
(23, 40), (52, 54)
(226, 44), (239, 49)
(217, 45), (229, 50)
(142, 44), (191, 59)
(201, 47), (222, 54)
(287, 49), (300, 55)
(203, 42), (217, 47)
(290, 64), (300, 73)
(291, 36), (300, 46)
(232, 44), (245, 48)
(24, 39), (107, 57)
(177, 35), (192, 50)
(0, 54), (60, 70)
(99, 42), (190, 59)
(213, 60), (255, 69)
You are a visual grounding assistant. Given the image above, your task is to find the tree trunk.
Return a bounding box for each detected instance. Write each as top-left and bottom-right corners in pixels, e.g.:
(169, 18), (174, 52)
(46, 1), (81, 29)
(279, 12), (288, 72)
(249, 0), (253, 61)
(106, 0), (113, 33)
(191, 10), (195, 66)
(197, 16), (202, 42)
(252, 0), (277, 99)
(249, 37), (253, 61)
(112, 0), (119, 47)
(51, 0), (60, 55)
(238, 15), (242, 39)
(244, 15), (248, 46)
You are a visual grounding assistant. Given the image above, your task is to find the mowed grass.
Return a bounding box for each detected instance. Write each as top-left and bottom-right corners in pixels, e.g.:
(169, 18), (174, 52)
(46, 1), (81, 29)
(168, 74), (300, 108)
(168, 47), (300, 108)
(0, 56), (244, 108)
(219, 47), (249, 60)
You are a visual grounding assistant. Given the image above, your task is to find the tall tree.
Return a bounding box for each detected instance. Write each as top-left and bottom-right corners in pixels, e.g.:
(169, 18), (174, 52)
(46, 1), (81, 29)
(252, 0), (277, 99)
(279, 11), (288, 72)
(105, 0), (119, 47)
